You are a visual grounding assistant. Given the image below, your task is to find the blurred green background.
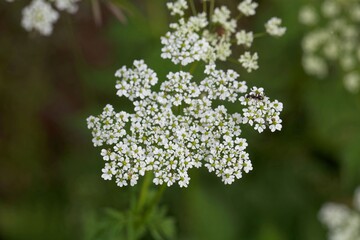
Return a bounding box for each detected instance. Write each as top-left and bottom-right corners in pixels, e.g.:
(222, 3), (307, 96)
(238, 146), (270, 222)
(1, 0), (360, 239)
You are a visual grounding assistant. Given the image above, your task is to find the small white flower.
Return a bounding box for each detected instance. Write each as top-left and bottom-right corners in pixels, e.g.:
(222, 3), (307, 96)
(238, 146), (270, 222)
(321, 0), (339, 18)
(343, 72), (360, 94)
(238, 0), (258, 16)
(238, 52), (259, 72)
(167, 0), (188, 16)
(299, 5), (318, 26)
(243, 159), (253, 173)
(340, 55), (356, 71)
(302, 55), (328, 78)
(319, 188), (360, 240)
(212, 6), (237, 33)
(235, 30), (253, 47)
(55, 0), (80, 14)
(319, 203), (351, 229)
(265, 17), (286, 37)
(21, 0), (59, 36)
(350, 4), (360, 22)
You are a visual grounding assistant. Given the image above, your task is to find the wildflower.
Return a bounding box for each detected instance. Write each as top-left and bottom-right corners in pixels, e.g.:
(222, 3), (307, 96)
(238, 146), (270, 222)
(300, 0), (360, 94)
(55, 0), (80, 14)
(343, 72), (360, 93)
(302, 55), (328, 78)
(238, 0), (258, 17)
(212, 6), (237, 33)
(235, 30), (253, 47)
(87, 59), (282, 187)
(161, 0), (285, 71)
(319, 203), (352, 230)
(299, 5), (318, 26)
(265, 17), (286, 37)
(238, 52), (259, 73)
(167, 0), (188, 16)
(160, 13), (210, 65)
(319, 187), (360, 240)
(321, 0), (339, 18)
(239, 87), (282, 133)
(21, 0), (59, 36)
(87, 0), (285, 188)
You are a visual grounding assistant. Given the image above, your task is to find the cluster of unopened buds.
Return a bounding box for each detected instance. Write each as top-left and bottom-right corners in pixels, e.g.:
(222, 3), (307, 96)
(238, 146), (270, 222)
(87, 0), (285, 188)
(319, 187), (360, 240)
(299, 0), (360, 93)
(5, 0), (80, 36)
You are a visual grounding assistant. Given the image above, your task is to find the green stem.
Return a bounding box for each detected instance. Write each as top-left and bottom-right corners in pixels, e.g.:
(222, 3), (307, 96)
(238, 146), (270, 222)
(228, 57), (240, 65)
(136, 172), (152, 212)
(189, 0), (197, 15)
(236, 12), (243, 21)
(210, 0), (215, 18)
(203, 0), (207, 13)
(254, 32), (267, 38)
(127, 188), (136, 240)
(147, 185), (167, 214)
(139, 184), (167, 226)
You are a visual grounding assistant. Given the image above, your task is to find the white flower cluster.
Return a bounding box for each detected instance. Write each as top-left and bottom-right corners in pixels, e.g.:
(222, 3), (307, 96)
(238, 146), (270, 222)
(167, 0), (188, 16)
(319, 187), (360, 240)
(86, 0), (285, 188)
(300, 0), (360, 93)
(87, 60), (282, 187)
(240, 87), (283, 133)
(8, 0), (80, 36)
(162, 0), (286, 72)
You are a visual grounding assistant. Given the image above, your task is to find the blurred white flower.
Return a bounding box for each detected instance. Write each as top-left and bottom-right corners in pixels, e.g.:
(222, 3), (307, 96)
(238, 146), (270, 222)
(265, 17), (286, 37)
(300, 0), (360, 94)
(319, 203), (352, 229)
(21, 0), (59, 36)
(238, 0), (258, 16)
(321, 0), (339, 18)
(302, 55), (328, 78)
(55, 0), (80, 14)
(319, 188), (360, 240)
(20, 0), (81, 36)
(299, 5), (318, 26)
(167, 0), (188, 16)
(162, 0), (285, 69)
(343, 72), (360, 94)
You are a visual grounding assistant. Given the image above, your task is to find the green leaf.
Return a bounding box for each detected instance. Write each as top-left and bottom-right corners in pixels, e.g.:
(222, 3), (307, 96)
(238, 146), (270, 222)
(147, 207), (176, 240)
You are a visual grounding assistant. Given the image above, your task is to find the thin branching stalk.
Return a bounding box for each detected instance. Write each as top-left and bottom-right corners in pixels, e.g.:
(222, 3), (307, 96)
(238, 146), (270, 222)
(210, 0), (215, 19)
(254, 32), (266, 38)
(203, 0), (207, 13)
(189, 0), (197, 16)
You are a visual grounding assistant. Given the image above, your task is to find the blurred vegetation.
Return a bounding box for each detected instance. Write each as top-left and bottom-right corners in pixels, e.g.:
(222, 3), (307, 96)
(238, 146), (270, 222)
(1, 0), (360, 239)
